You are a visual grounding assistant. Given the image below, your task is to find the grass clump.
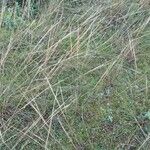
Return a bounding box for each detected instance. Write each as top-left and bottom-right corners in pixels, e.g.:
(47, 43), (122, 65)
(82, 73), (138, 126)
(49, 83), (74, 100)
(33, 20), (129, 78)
(0, 0), (150, 149)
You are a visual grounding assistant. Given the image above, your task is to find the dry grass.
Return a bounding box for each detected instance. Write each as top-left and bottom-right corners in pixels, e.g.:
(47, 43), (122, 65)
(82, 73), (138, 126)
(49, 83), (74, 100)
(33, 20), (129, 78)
(0, 0), (150, 149)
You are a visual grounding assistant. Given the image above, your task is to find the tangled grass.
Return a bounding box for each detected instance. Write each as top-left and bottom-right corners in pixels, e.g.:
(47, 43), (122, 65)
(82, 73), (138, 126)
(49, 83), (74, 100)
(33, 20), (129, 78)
(0, 0), (150, 149)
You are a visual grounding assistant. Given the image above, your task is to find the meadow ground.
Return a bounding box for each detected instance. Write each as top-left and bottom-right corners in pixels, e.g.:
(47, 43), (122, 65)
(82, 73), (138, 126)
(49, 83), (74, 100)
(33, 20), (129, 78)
(0, 0), (150, 149)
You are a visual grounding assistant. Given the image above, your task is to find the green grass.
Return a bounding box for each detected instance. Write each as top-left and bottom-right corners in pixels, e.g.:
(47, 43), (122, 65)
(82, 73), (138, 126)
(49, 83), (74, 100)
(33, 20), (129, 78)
(0, 0), (150, 149)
